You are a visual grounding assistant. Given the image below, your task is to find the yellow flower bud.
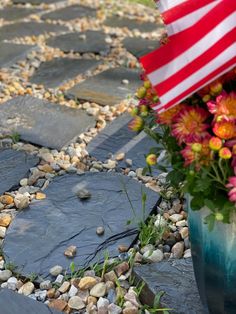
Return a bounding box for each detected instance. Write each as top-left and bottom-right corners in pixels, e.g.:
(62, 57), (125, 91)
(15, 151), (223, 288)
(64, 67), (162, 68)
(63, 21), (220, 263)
(146, 154), (157, 166)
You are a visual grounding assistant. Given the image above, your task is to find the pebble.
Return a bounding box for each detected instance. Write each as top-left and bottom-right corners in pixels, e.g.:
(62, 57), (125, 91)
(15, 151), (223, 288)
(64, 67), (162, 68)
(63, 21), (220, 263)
(108, 303), (122, 314)
(20, 178), (28, 186)
(180, 227), (189, 239)
(0, 260), (4, 270)
(171, 242), (185, 259)
(0, 226), (6, 238)
(125, 159), (133, 167)
(40, 153), (54, 163)
(176, 220), (187, 227)
(14, 194), (29, 210)
(35, 192), (46, 200)
(64, 245), (77, 258)
(114, 262), (129, 277)
(40, 280), (52, 290)
(96, 226), (105, 236)
(79, 277), (97, 290)
(7, 277), (17, 290)
(104, 270), (117, 283)
(123, 307), (139, 314)
(90, 282), (106, 298)
(140, 244), (155, 254)
(87, 295), (97, 305)
(97, 297), (109, 313)
(115, 153), (125, 161)
(76, 188), (91, 200)
(0, 214), (12, 227)
(0, 270), (12, 281)
(68, 285), (78, 297)
(118, 245), (129, 253)
(0, 195), (14, 205)
(107, 289), (116, 304)
(154, 214), (167, 228)
(49, 299), (67, 311)
(143, 249), (164, 263)
(50, 265), (63, 276)
(54, 274), (64, 284)
(18, 281), (35, 296)
(35, 290), (47, 302)
(58, 281), (70, 293)
(68, 296), (85, 310)
(184, 249), (191, 258)
(169, 214), (184, 223)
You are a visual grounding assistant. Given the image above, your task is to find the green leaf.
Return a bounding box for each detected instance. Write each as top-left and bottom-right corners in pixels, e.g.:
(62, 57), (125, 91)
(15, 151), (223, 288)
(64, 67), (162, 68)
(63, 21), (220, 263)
(190, 195), (205, 211)
(153, 291), (165, 308)
(204, 214), (215, 232)
(204, 199), (216, 211)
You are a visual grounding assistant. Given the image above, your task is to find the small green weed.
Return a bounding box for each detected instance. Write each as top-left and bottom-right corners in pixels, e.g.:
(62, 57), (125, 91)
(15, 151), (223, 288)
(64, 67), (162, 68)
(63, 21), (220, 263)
(141, 291), (172, 313)
(5, 262), (17, 272)
(10, 132), (20, 143)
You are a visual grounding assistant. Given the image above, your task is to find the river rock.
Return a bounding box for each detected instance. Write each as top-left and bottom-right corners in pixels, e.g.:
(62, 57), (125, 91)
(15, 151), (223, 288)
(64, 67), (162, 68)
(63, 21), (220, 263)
(90, 282), (106, 297)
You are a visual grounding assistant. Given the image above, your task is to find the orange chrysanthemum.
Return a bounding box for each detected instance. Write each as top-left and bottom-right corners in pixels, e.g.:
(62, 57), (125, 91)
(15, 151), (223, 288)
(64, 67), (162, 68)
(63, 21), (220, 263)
(172, 106), (210, 144)
(213, 119), (236, 140)
(207, 92), (236, 119)
(157, 104), (183, 125)
(181, 139), (211, 169)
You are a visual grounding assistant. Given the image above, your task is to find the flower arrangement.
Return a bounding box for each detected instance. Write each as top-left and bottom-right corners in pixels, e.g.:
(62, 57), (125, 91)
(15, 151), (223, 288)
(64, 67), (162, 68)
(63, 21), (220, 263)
(129, 68), (236, 229)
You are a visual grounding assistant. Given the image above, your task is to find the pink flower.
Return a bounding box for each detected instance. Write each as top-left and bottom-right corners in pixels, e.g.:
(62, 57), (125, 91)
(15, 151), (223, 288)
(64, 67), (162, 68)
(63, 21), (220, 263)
(226, 177), (236, 202)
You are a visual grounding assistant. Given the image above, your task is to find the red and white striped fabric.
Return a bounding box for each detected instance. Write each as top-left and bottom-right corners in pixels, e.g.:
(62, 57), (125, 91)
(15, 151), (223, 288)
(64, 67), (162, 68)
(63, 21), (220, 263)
(141, 0), (236, 113)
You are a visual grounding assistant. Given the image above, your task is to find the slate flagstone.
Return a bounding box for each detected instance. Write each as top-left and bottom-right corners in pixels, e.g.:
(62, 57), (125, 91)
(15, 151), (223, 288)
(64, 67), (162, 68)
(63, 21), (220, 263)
(67, 67), (141, 106)
(133, 259), (206, 314)
(41, 4), (96, 21)
(0, 96), (95, 150)
(3, 172), (159, 278)
(30, 58), (101, 88)
(0, 22), (68, 41)
(0, 289), (63, 314)
(104, 16), (160, 32)
(123, 37), (160, 58)
(0, 42), (35, 68)
(0, 149), (39, 195)
(0, 7), (41, 21)
(46, 31), (110, 55)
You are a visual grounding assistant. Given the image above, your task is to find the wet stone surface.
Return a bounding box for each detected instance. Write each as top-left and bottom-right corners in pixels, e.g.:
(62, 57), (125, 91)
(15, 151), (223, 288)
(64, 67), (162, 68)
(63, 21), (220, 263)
(134, 259), (207, 314)
(0, 43), (35, 68)
(41, 4), (96, 21)
(30, 58), (101, 88)
(0, 96), (95, 150)
(0, 7), (41, 21)
(123, 37), (160, 58)
(0, 22), (68, 41)
(87, 114), (159, 170)
(0, 149), (39, 195)
(67, 67), (140, 106)
(104, 16), (160, 32)
(0, 289), (62, 314)
(47, 31), (110, 55)
(3, 173), (159, 278)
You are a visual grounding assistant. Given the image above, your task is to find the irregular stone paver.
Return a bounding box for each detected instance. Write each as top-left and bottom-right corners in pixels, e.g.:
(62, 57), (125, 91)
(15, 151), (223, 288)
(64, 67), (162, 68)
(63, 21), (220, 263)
(0, 22), (68, 41)
(104, 16), (160, 32)
(0, 149), (39, 195)
(123, 37), (159, 58)
(47, 31), (110, 55)
(41, 4), (96, 21)
(13, 0), (58, 4)
(0, 289), (62, 314)
(0, 96), (95, 150)
(30, 58), (101, 88)
(133, 259), (206, 314)
(0, 7), (41, 21)
(3, 173), (159, 278)
(0, 43), (35, 68)
(87, 113), (161, 170)
(67, 67), (140, 106)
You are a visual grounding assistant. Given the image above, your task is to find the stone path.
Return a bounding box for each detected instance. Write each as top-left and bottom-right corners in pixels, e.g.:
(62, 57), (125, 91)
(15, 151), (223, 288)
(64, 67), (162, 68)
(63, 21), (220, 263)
(0, 0), (200, 313)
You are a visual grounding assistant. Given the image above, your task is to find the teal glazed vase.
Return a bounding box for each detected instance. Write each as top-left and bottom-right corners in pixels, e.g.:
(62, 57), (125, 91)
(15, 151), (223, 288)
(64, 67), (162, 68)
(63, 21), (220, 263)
(187, 197), (236, 314)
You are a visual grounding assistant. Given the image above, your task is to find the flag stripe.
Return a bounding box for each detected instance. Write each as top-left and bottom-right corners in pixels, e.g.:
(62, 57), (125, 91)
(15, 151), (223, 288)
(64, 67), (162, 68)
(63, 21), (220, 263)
(153, 28), (236, 96)
(140, 2), (236, 74)
(166, 1), (219, 36)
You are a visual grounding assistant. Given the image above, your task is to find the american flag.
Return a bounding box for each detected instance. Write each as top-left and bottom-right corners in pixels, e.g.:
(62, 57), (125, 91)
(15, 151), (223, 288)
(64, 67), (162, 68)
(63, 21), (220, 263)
(140, 0), (236, 113)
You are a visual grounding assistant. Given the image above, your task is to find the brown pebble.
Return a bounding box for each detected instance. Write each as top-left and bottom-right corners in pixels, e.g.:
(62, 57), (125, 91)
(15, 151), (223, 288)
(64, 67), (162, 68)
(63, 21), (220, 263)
(114, 262), (129, 277)
(0, 195), (14, 205)
(87, 296), (97, 305)
(64, 245), (77, 258)
(48, 299), (67, 311)
(118, 245), (129, 253)
(35, 192), (46, 200)
(0, 214), (12, 227)
(47, 288), (56, 298)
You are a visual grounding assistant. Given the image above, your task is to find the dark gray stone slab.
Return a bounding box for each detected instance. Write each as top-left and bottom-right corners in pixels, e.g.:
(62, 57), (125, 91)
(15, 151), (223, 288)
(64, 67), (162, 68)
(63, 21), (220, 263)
(0, 22), (68, 41)
(0, 149), (39, 195)
(0, 96), (95, 150)
(87, 113), (161, 171)
(41, 4), (96, 21)
(123, 37), (160, 58)
(13, 0), (58, 4)
(104, 16), (160, 32)
(30, 58), (100, 88)
(47, 31), (110, 55)
(3, 173), (159, 278)
(134, 259), (207, 314)
(0, 42), (34, 68)
(0, 7), (40, 21)
(67, 67), (141, 106)
(0, 289), (62, 314)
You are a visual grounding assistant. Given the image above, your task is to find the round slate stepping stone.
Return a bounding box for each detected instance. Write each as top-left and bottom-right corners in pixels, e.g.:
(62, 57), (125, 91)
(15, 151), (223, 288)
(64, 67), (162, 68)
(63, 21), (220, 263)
(41, 4), (96, 21)
(104, 16), (160, 32)
(0, 42), (35, 68)
(0, 289), (62, 314)
(0, 22), (68, 42)
(123, 37), (160, 58)
(0, 7), (41, 21)
(47, 31), (110, 55)
(30, 58), (101, 88)
(0, 96), (95, 150)
(133, 259), (206, 314)
(3, 173), (159, 278)
(67, 67), (141, 106)
(0, 149), (39, 195)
